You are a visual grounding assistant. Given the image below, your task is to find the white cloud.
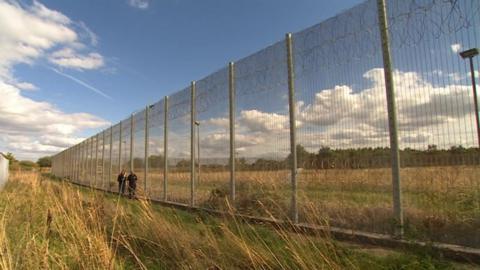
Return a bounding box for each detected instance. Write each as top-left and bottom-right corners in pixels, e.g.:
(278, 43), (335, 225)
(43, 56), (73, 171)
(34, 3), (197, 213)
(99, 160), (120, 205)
(0, 1), (109, 160)
(239, 110), (290, 133)
(128, 0), (149, 9)
(0, 81), (109, 159)
(199, 68), (478, 158)
(15, 82), (37, 91)
(49, 48), (104, 70)
(451, 43), (462, 53)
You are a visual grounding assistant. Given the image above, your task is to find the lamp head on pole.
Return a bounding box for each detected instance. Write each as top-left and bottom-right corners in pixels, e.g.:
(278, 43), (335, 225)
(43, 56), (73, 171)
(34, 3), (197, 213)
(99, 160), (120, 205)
(460, 48), (479, 59)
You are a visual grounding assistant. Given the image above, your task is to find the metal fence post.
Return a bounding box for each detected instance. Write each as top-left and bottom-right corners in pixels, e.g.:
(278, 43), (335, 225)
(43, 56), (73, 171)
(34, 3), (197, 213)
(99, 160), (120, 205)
(286, 33), (298, 224)
(377, 0), (404, 238)
(90, 137), (94, 185)
(73, 146), (76, 181)
(83, 140), (87, 183)
(119, 121), (123, 171)
(164, 97), (169, 201)
(190, 81), (196, 206)
(109, 126), (113, 191)
(229, 62), (236, 203)
(95, 134), (99, 187)
(130, 114), (134, 172)
(81, 142), (84, 182)
(144, 106), (149, 195)
(102, 130), (106, 189)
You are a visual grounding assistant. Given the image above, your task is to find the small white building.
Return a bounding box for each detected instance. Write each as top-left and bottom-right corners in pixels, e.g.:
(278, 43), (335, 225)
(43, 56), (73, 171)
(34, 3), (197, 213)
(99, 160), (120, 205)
(0, 153), (9, 188)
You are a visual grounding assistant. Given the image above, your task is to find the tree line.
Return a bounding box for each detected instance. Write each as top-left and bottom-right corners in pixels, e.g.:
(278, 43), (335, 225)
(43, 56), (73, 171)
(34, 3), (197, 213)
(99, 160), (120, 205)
(140, 144), (479, 171)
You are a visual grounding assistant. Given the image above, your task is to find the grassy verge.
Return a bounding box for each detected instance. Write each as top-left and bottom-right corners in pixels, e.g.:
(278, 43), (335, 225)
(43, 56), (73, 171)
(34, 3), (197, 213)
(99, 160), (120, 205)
(0, 171), (475, 269)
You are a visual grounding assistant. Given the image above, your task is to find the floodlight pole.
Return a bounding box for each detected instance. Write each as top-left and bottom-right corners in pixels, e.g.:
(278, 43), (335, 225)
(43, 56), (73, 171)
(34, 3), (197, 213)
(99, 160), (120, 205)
(462, 52), (480, 147)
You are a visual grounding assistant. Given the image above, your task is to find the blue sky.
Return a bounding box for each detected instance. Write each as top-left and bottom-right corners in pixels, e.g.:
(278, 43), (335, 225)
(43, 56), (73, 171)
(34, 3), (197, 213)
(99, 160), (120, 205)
(23, 0), (363, 123)
(1, 0), (479, 161)
(0, 0), (364, 160)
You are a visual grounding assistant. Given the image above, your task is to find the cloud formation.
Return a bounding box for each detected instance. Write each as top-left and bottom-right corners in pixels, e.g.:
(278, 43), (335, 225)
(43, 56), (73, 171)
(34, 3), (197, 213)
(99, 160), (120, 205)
(0, 0), (109, 159)
(128, 0), (149, 10)
(200, 68), (478, 158)
(49, 48), (104, 70)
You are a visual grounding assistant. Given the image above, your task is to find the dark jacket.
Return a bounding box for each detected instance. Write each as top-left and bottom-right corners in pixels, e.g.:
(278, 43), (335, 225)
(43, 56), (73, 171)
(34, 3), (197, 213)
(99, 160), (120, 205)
(117, 173), (126, 183)
(127, 173), (137, 187)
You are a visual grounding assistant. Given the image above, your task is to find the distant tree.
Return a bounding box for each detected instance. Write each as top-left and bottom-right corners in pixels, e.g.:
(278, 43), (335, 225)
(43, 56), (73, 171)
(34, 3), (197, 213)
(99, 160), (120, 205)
(176, 159), (190, 170)
(19, 160), (37, 169)
(148, 155), (164, 168)
(4, 152), (17, 164)
(133, 157), (144, 168)
(37, 156), (52, 167)
(285, 144), (314, 169)
(427, 144), (438, 151)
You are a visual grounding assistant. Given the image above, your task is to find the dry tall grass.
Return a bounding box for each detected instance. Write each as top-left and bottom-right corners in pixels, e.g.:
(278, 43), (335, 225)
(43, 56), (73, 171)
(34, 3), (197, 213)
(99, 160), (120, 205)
(0, 171), (472, 269)
(75, 165), (480, 247)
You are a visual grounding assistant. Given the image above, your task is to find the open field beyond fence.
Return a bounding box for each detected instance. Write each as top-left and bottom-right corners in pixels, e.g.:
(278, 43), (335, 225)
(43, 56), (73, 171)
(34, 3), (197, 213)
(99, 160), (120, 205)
(78, 165), (480, 248)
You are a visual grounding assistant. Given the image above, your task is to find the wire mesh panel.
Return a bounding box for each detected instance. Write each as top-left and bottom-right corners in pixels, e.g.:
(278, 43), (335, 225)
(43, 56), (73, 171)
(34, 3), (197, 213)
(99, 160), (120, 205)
(387, 0), (480, 247)
(91, 135), (98, 186)
(195, 68), (230, 209)
(103, 130), (111, 190)
(148, 100), (165, 200)
(133, 109), (146, 194)
(293, 0), (393, 234)
(111, 124), (121, 192)
(79, 142), (84, 184)
(167, 87), (191, 204)
(234, 40), (290, 219)
(121, 119), (132, 172)
(95, 133), (103, 188)
(85, 137), (92, 185)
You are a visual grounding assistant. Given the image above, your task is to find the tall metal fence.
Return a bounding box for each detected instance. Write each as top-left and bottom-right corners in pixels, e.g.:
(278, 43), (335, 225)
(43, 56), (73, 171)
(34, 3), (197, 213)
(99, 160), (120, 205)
(52, 0), (480, 248)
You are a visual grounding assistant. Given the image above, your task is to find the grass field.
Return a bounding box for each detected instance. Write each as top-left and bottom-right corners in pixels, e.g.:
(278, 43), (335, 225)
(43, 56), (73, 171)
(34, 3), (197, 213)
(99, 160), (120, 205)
(76, 165), (480, 248)
(153, 166), (479, 248)
(0, 171), (477, 269)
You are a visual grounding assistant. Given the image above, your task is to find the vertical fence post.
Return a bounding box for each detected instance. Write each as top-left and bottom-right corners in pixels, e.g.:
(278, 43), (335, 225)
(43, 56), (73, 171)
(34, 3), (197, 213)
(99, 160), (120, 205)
(190, 81), (196, 206)
(84, 141), (87, 183)
(377, 0), (404, 238)
(144, 106), (149, 195)
(109, 126), (113, 191)
(130, 114), (134, 173)
(102, 130), (106, 189)
(164, 97), (169, 201)
(119, 121), (123, 172)
(95, 134), (99, 187)
(286, 33), (298, 224)
(73, 146), (76, 181)
(81, 142), (84, 183)
(229, 62), (236, 203)
(90, 137), (94, 185)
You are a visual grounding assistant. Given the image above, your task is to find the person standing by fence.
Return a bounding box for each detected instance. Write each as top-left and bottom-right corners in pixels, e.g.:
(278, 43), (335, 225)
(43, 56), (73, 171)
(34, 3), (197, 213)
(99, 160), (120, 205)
(127, 171), (137, 199)
(117, 170), (126, 195)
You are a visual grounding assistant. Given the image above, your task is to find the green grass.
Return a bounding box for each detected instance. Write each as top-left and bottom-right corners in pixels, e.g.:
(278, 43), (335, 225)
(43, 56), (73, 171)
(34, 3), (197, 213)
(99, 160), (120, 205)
(0, 171), (476, 269)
